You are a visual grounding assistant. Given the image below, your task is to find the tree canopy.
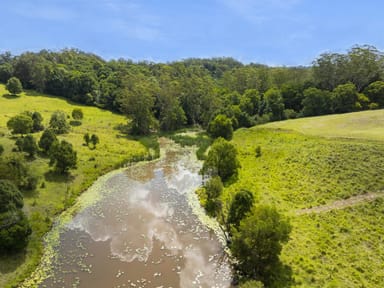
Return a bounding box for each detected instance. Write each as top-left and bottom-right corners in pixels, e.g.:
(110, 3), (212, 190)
(227, 189), (255, 228)
(208, 114), (233, 140)
(38, 129), (58, 153)
(0, 45), (383, 134)
(0, 180), (31, 253)
(201, 137), (240, 181)
(231, 205), (291, 285)
(49, 140), (77, 173)
(49, 110), (70, 134)
(6, 76), (23, 95)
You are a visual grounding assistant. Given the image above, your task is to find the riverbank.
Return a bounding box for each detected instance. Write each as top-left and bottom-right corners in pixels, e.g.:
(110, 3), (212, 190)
(0, 85), (155, 287)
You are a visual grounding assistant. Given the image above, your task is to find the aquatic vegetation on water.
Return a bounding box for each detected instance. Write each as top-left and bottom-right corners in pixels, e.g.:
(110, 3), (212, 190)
(23, 139), (232, 287)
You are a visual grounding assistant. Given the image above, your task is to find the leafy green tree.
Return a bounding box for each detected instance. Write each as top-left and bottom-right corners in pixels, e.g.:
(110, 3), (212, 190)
(7, 114), (33, 135)
(13, 52), (47, 90)
(0, 144), (3, 155)
(158, 94), (186, 131)
(0, 62), (13, 83)
(0, 180), (32, 253)
(312, 52), (347, 91)
(240, 89), (261, 116)
(118, 74), (159, 135)
(83, 133), (90, 146)
(72, 108), (84, 120)
(205, 176), (223, 199)
(49, 140), (77, 174)
(0, 180), (23, 212)
(281, 83), (305, 112)
(0, 155), (37, 191)
(38, 129), (57, 154)
(313, 46), (383, 92)
(302, 87), (333, 116)
(364, 81), (384, 107)
(332, 82), (358, 113)
(356, 93), (370, 110)
(6, 76), (23, 95)
(346, 45), (383, 92)
(15, 135), (38, 157)
(229, 105), (254, 128)
(231, 205), (291, 285)
(0, 210), (32, 253)
(90, 134), (99, 148)
(32, 111), (44, 132)
(203, 176), (224, 217)
(201, 137), (240, 181)
(49, 110), (70, 134)
(208, 114), (233, 140)
(227, 190), (255, 228)
(154, 76), (187, 131)
(264, 88), (285, 121)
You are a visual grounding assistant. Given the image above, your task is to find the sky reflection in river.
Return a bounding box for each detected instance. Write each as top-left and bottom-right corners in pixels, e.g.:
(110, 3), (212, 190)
(41, 140), (232, 288)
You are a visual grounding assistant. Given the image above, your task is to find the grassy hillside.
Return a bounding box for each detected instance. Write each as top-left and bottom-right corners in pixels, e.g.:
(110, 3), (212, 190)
(225, 110), (384, 287)
(262, 109), (384, 141)
(0, 85), (151, 287)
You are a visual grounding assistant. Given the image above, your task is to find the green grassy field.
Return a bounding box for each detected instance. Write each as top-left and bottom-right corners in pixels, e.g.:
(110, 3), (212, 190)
(224, 110), (384, 287)
(0, 85), (151, 287)
(262, 109), (384, 141)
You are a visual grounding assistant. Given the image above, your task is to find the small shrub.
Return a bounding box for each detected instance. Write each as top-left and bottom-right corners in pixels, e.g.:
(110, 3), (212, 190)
(369, 102), (379, 110)
(255, 146), (262, 158)
(71, 108), (84, 120)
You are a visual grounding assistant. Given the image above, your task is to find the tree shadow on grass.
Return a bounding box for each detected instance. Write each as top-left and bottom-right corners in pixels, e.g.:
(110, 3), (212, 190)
(70, 120), (82, 127)
(235, 261), (294, 288)
(270, 262), (294, 288)
(44, 170), (75, 183)
(0, 250), (26, 274)
(2, 93), (19, 99)
(22, 188), (39, 199)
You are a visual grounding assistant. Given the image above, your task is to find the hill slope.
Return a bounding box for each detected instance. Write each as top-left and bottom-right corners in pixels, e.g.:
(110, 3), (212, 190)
(0, 85), (151, 287)
(262, 109), (384, 141)
(225, 110), (384, 287)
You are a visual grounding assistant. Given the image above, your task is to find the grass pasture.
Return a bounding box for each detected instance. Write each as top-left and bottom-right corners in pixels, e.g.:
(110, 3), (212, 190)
(225, 110), (384, 287)
(262, 109), (384, 141)
(0, 85), (150, 287)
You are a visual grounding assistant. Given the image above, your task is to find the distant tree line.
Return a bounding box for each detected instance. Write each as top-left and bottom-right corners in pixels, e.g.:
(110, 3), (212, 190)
(1, 45), (383, 135)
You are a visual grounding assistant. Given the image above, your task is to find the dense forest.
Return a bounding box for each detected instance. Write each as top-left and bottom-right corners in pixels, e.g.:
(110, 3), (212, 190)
(1, 45), (384, 135)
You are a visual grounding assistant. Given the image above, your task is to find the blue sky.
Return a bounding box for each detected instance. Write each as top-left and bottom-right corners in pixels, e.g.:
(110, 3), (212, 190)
(2, 0), (384, 66)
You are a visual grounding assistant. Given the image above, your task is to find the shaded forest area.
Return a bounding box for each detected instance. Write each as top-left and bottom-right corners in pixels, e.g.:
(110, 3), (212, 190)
(1, 45), (384, 135)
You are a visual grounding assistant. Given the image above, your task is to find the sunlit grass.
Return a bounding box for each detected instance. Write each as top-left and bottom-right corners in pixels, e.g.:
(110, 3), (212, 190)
(262, 109), (384, 141)
(224, 110), (384, 287)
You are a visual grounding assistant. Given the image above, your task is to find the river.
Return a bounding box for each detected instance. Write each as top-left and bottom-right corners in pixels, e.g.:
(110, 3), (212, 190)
(37, 138), (232, 288)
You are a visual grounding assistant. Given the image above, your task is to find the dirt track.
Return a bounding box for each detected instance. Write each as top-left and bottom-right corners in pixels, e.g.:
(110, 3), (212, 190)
(297, 191), (384, 215)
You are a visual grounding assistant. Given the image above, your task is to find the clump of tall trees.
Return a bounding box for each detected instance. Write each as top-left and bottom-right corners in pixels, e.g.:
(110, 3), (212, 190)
(1, 45), (383, 137)
(200, 137), (291, 286)
(0, 180), (31, 253)
(0, 110), (78, 253)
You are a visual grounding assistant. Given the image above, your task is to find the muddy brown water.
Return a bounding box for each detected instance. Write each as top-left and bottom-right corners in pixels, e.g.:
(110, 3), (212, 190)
(40, 139), (232, 287)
